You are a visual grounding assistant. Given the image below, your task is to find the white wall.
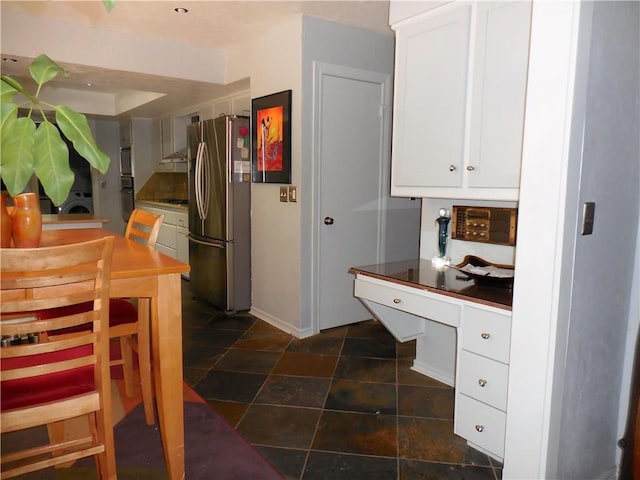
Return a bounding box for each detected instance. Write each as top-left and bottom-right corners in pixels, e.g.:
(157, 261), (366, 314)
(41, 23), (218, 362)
(1, 10), (226, 85)
(226, 16), (304, 332)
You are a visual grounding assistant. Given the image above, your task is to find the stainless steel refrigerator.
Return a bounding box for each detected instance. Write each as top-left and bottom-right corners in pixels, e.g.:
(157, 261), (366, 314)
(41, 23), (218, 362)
(188, 115), (251, 311)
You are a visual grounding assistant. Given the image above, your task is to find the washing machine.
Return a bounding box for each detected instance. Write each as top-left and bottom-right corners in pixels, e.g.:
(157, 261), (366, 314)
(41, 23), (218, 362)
(57, 191), (94, 214)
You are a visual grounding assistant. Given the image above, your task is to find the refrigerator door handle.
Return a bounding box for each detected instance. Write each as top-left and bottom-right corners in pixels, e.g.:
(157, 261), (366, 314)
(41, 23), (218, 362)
(188, 235), (225, 249)
(194, 122), (211, 223)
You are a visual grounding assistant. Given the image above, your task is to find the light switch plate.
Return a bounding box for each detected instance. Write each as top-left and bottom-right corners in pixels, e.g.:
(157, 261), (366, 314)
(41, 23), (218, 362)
(279, 187), (288, 203)
(581, 201), (595, 235)
(288, 186), (297, 202)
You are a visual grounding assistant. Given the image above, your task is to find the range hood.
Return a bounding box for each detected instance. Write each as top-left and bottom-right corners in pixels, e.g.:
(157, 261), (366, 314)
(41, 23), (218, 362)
(161, 148), (187, 162)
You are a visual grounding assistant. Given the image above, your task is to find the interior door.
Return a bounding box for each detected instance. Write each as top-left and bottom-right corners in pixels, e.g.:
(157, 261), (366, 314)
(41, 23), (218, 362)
(314, 63), (390, 331)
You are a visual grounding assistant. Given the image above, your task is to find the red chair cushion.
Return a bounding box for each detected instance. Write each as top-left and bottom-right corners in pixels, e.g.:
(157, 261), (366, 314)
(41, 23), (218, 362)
(36, 299), (138, 330)
(1, 345), (94, 411)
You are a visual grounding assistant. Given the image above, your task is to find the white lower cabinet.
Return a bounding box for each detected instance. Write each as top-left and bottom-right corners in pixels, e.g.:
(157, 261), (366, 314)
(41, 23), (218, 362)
(136, 202), (189, 278)
(457, 350), (509, 411)
(454, 304), (511, 460)
(352, 274), (511, 461)
(454, 394), (507, 458)
(176, 226), (189, 279)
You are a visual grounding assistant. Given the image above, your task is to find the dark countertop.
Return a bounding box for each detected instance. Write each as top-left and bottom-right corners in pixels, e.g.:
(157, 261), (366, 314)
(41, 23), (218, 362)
(349, 258), (513, 311)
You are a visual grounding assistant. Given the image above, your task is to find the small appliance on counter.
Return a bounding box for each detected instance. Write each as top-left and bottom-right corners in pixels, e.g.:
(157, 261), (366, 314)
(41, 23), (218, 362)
(188, 115), (251, 312)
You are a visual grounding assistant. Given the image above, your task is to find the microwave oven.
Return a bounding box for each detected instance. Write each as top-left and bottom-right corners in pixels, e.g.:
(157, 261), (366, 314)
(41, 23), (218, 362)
(119, 146), (132, 176)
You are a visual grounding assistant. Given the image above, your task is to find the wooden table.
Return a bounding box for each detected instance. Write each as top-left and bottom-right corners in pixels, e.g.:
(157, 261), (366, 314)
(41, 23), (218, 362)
(39, 228), (189, 480)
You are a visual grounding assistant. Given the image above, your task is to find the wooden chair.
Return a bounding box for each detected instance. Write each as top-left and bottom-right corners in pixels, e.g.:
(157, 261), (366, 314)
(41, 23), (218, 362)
(111, 208), (164, 425)
(0, 237), (116, 479)
(38, 209), (164, 426)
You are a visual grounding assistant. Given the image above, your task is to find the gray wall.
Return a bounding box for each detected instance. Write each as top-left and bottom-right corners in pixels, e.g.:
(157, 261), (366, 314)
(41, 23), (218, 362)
(92, 118), (126, 235)
(299, 16), (420, 333)
(553, 2), (640, 477)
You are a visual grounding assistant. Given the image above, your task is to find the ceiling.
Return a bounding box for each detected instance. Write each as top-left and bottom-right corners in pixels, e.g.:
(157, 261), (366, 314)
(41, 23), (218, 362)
(0, 1), (393, 118)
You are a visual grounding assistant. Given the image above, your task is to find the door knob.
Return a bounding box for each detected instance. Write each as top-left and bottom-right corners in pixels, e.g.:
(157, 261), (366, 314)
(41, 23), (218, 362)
(324, 217), (334, 225)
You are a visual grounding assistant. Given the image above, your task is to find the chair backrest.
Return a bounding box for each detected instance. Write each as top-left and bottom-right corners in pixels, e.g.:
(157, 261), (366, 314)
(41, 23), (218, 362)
(124, 208), (164, 247)
(0, 237), (114, 417)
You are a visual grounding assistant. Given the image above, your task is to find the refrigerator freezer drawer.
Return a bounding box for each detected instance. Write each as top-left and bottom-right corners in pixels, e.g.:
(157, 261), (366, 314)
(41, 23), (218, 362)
(189, 237), (231, 311)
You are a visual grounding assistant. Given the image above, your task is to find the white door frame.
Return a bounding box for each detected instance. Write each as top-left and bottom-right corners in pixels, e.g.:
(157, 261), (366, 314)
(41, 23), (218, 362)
(309, 61), (392, 335)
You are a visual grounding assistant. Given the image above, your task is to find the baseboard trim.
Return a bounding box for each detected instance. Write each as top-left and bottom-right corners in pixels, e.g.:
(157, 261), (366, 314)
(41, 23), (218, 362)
(249, 307), (313, 338)
(412, 359), (455, 387)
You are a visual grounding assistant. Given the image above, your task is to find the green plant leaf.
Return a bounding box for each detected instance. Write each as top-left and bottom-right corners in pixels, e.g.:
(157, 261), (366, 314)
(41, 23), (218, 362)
(33, 121), (74, 206)
(29, 54), (68, 87)
(102, 0), (116, 12)
(1, 76), (21, 102)
(0, 117), (36, 196)
(0, 100), (18, 133)
(55, 106), (110, 174)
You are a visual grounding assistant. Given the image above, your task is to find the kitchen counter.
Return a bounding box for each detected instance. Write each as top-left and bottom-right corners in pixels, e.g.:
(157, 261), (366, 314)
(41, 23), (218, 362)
(349, 258), (512, 310)
(135, 199), (188, 212)
(42, 214), (109, 230)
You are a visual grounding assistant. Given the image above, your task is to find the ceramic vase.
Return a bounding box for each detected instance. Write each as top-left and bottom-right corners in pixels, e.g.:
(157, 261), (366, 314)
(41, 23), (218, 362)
(1, 191), (12, 248)
(10, 192), (42, 248)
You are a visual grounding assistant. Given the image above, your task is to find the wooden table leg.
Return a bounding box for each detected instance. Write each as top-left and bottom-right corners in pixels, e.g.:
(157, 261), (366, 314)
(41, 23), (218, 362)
(152, 273), (185, 480)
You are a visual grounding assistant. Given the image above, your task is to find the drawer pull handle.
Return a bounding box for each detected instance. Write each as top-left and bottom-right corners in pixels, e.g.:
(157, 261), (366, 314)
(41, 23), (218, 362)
(475, 424), (485, 433)
(448, 164), (457, 172)
(478, 379), (487, 387)
(393, 298), (401, 304)
(480, 332), (491, 340)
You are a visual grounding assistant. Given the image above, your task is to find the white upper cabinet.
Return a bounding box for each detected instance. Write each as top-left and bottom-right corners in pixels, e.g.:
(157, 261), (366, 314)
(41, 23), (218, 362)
(158, 116), (190, 172)
(392, 5), (472, 191)
(390, 2), (532, 201)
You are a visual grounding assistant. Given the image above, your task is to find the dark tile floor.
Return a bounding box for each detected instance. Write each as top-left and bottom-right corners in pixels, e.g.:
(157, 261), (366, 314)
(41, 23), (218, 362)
(181, 281), (503, 480)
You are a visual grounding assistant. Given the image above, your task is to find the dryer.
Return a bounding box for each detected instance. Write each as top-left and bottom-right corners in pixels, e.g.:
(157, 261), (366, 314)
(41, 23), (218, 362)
(57, 191), (93, 214)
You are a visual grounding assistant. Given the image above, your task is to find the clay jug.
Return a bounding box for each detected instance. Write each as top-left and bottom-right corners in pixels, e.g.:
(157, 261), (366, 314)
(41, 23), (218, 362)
(1, 191), (12, 248)
(10, 192), (42, 248)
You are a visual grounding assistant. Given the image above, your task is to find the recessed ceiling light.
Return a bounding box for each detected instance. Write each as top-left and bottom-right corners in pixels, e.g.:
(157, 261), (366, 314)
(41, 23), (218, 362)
(87, 83), (93, 87)
(174, 7), (188, 14)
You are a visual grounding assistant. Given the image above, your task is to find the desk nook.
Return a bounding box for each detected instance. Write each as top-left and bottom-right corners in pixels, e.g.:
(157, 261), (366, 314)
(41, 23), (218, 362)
(350, 259), (512, 461)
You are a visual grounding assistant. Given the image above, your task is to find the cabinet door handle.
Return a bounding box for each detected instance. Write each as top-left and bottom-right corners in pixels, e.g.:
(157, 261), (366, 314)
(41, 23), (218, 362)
(475, 424), (485, 433)
(478, 379), (487, 387)
(481, 332), (491, 340)
(393, 298), (401, 304)
(448, 164), (457, 172)
(466, 165), (476, 171)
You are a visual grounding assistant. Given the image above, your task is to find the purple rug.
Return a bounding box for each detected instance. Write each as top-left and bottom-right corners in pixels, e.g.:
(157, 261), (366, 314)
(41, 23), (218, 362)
(3, 398), (284, 480)
(109, 401), (284, 480)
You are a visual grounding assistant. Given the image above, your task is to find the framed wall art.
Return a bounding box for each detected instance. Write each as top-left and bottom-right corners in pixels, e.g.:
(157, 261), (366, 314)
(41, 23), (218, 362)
(251, 90), (292, 184)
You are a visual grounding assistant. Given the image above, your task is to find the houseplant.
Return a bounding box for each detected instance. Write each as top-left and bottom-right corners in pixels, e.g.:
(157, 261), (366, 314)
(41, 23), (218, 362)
(0, 0), (115, 207)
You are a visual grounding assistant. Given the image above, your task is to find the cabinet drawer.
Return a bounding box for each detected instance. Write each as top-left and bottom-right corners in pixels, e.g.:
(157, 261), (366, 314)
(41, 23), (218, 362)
(457, 350), (508, 411)
(155, 243), (177, 259)
(157, 224), (177, 249)
(454, 394), (506, 459)
(461, 305), (511, 363)
(176, 213), (188, 228)
(354, 277), (461, 327)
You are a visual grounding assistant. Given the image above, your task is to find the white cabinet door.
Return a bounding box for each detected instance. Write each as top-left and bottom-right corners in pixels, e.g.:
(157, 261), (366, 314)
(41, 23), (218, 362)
(177, 226), (189, 278)
(468, 2), (532, 190)
(160, 118), (173, 160)
(391, 4), (471, 190)
(391, 2), (531, 201)
(159, 116), (190, 172)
